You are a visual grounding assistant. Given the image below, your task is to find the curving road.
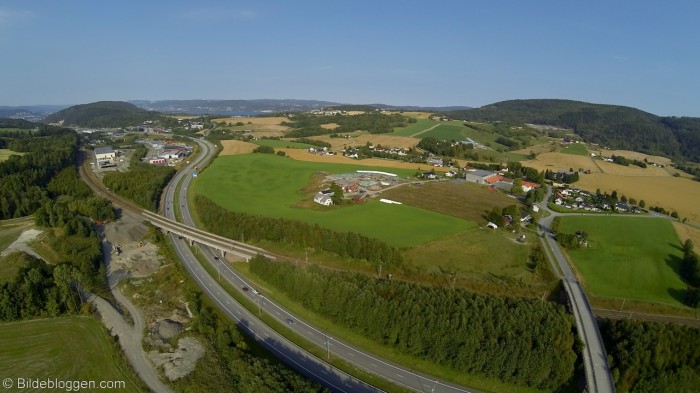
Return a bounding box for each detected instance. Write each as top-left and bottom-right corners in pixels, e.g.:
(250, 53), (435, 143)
(165, 138), (482, 393)
(537, 186), (615, 393)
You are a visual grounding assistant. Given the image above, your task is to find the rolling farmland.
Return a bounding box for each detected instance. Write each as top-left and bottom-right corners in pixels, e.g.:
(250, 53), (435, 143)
(559, 216), (687, 306)
(194, 154), (469, 247)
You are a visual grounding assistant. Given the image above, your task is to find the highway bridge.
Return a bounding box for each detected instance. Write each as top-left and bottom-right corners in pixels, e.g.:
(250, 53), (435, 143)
(141, 210), (277, 261)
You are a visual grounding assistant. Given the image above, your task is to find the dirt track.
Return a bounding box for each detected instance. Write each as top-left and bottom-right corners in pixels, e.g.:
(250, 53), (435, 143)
(91, 221), (173, 393)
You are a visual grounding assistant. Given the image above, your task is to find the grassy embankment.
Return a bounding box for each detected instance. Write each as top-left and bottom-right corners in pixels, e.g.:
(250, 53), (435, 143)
(0, 316), (146, 392)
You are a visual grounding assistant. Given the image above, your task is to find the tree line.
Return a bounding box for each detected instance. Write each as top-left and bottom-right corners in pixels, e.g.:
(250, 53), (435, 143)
(0, 127), (78, 219)
(283, 112), (411, 137)
(1, 131), (109, 320)
(0, 256), (88, 320)
(600, 318), (700, 392)
(250, 256), (578, 391)
(184, 290), (328, 392)
(680, 240), (700, 307)
(103, 144), (175, 211)
(195, 196), (403, 267)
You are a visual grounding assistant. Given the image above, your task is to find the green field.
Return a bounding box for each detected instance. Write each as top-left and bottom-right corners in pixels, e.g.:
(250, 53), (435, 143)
(252, 139), (315, 149)
(0, 149), (24, 162)
(415, 124), (469, 140)
(391, 118), (439, 136)
(193, 154), (471, 247)
(0, 316), (144, 392)
(559, 143), (588, 156)
(559, 216), (687, 306)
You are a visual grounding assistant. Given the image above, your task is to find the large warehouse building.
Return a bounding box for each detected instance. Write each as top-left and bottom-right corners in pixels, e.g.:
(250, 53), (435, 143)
(94, 146), (116, 167)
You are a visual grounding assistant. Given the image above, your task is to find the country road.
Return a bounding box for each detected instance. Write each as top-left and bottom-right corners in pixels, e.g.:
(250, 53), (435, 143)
(537, 186), (616, 393)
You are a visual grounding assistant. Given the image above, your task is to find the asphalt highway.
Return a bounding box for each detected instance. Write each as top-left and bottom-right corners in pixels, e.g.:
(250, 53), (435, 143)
(163, 138), (481, 393)
(537, 187), (616, 393)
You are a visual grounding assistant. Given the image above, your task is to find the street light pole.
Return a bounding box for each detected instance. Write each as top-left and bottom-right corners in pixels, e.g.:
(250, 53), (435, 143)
(326, 336), (331, 360)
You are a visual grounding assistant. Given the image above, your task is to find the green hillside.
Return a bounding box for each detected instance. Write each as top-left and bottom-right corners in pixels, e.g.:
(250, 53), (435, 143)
(446, 99), (700, 163)
(45, 101), (165, 128)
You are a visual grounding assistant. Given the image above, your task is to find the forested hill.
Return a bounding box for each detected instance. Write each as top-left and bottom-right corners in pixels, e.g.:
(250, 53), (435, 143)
(45, 101), (165, 128)
(0, 118), (34, 129)
(445, 99), (700, 163)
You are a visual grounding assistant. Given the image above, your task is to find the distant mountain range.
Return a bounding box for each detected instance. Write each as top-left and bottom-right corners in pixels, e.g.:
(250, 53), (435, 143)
(129, 99), (340, 116)
(0, 105), (69, 122)
(4, 98), (698, 163)
(128, 99), (471, 115)
(2, 100), (470, 120)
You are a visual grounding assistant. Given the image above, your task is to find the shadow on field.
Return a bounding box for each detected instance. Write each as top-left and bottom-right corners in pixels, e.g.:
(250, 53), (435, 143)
(668, 287), (688, 304)
(665, 253), (684, 278)
(668, 242), (683, 252)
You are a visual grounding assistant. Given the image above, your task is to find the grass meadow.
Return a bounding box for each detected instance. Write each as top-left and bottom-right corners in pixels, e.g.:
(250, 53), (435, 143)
(559, 216), (687, 306)
(559, 143), (588, 156)
(416, 124), (469, 140)
(252, 139), (315, 149)
(0, 149), (23, 162)
(391, 118), (438, 136)
(194, 154), (470, 248)
(0, 316), (145, 392)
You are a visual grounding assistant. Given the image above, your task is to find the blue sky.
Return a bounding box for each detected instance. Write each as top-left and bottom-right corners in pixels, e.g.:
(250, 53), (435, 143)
(1, 1), (699, 116)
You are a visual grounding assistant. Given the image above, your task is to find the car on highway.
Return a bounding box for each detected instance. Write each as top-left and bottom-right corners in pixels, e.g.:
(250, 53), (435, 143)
(242, 286), (249, 292)
(286, 318), (294, 325)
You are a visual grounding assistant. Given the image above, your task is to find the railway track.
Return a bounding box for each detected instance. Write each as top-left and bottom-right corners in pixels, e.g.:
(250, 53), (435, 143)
(79, 149), (282, 261)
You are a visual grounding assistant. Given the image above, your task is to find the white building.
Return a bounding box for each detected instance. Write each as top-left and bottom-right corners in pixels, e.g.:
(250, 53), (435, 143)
(313, 192), (333, 206)
(94, 146), (115, 162)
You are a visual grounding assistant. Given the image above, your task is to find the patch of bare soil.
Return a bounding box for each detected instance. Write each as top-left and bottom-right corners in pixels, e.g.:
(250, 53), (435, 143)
(148, 337), (205, 381)
(1, 229), (43, 257)
(103, 220), (161, 277)
(103, 219), (148, 245)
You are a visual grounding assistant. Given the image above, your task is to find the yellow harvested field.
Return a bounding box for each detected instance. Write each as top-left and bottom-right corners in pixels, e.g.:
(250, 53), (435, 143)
(220, 140), (258, 155)
(383, 111), (433, 119)
(593, 148), (673, 166)
(596, 160), (671, 176)
(321, 123), (340, 129)
(522, 152), (601, 173)
(213, 116), (289, 134)
(575, 174), (700, 222)
(672, 222), (700, 254)
(279, 148), (448, 172)
(305, 133), (419, 149)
